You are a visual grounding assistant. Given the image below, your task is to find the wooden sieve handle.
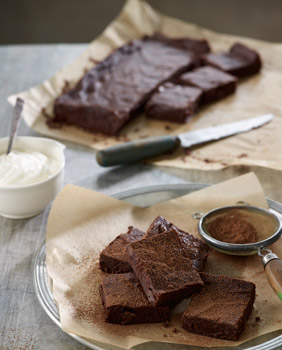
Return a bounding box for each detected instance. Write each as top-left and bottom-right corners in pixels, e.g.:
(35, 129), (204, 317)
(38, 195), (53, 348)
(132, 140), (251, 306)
(265, 258), (282, 301)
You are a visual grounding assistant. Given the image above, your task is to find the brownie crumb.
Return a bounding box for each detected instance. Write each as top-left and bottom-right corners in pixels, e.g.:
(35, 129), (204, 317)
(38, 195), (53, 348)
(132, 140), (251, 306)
(45, 118), (63, 129)
(88, 57), (101, 65)
(238, 153), (248, 158)
(163, 320), (170, 328)
(61, 80), (71, 94)
(42, 107), (53, 120)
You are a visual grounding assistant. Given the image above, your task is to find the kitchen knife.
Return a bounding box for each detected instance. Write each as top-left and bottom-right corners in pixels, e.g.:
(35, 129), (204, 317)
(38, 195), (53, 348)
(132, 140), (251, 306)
(96, 113), (273, 167)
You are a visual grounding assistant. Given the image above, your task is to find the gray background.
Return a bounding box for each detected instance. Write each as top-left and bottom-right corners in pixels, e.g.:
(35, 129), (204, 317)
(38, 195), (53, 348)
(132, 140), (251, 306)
(1, 0), (282, 44)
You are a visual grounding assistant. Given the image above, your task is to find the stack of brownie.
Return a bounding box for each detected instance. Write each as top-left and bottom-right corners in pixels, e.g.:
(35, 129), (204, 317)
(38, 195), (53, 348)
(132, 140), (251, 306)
(51, 33), (262, 134)
(99, 216), (256, 341)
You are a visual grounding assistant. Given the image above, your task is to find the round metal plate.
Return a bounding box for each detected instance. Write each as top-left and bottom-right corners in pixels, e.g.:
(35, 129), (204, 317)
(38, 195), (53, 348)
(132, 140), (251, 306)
(33, 183), (282, 350)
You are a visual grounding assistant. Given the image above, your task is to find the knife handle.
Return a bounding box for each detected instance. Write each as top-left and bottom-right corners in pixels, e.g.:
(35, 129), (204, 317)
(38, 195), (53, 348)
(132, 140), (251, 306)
(96, 135), (180, 167)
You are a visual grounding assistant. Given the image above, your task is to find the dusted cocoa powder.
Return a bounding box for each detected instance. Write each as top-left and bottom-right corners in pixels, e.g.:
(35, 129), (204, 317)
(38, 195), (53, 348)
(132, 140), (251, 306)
(206, 214), (258, 244)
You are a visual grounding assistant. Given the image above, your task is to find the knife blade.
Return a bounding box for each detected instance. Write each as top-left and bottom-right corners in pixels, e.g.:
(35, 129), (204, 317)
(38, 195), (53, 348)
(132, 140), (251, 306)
(96, 113), (273, 167)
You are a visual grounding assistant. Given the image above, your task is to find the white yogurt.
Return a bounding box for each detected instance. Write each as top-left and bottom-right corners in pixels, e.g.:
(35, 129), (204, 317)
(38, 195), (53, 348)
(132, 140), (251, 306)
(0, 150), (61, 186)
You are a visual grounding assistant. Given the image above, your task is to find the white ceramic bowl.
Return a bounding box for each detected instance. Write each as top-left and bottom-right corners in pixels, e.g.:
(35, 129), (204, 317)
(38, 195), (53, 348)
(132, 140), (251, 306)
(0, 136), (65, 219)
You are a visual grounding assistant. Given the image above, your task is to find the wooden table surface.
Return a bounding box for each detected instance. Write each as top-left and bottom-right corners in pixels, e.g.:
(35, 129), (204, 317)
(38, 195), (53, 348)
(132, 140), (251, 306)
(1, 44), (282, 350)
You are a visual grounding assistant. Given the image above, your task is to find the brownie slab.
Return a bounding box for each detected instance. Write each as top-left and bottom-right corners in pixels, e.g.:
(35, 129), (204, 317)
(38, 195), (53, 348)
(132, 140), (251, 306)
(99, 273), (169, 324)
(152, 32), (211, 55)
(99, 226), (144, 274)
(176, 66), (237, 104)
(182, 273), (256, 340)
(127, 230), (203, 306)
(202, 42), (262, 78)
(145, 83), (202, 123)
(52, 35), (197, 135)
(145, 216), (209, 272)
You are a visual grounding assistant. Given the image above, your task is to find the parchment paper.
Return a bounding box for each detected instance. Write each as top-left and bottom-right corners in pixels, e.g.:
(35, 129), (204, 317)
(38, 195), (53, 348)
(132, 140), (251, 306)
(8, 0), (282, 172)
(46, 173), (282, 349)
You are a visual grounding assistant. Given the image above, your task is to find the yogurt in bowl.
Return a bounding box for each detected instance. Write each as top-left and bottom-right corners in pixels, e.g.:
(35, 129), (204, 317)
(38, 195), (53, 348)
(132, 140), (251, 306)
(0, 137), (65, 219)
(0, 150), (61, 186)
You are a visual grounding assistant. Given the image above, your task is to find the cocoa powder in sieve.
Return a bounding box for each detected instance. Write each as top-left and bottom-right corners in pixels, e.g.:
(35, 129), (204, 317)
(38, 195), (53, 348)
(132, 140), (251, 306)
(206, 214), (258, 244)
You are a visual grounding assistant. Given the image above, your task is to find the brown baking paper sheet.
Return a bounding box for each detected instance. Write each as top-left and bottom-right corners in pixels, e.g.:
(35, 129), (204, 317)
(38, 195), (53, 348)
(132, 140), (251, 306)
(7, 0), (282, 172)
(46, 172), (282, 349)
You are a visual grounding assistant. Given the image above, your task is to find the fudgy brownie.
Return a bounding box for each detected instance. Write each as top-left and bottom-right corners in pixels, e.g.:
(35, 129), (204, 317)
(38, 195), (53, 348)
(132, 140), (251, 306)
(182, 273), (256, 340)
(151, 32), (211, 55)
(99, 272), (169, 324)
(202, 42), (262, 78)
(52, 35), (197, 135)
(99, 226), (144, 274)
(127, 230), (203, 306)
(145, 216), (209, 271)
(176, 66), (237, 104)
(145, 83), (202, 123)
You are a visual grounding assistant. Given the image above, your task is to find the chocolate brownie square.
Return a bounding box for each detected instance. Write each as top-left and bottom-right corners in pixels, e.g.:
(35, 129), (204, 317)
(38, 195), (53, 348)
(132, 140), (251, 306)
(127, 230), (203, 306)
(145, 83), (202, 123)
(145, 216), (209, 272)
(202, 42), (262, 78)
(99, 226), (144, 274)
(182, 273), (256, 340)
(52, 36), (197, 135)
(99, 273), (169, 324)
(177, 66), (237, 104)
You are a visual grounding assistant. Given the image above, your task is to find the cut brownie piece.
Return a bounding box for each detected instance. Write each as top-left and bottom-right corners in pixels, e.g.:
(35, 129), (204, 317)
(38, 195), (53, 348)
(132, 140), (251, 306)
(52, 35), (197, 135)
(127, 230), (203, 306)
(99, 272), (169, 324)
(152, 32), (211, 55)
(145, 83), (202, 123)
(182, 273), (256, 340)
(176, 66), (237, 104)
(99, 226), (144, 274)
(145, 216), (209, 272)
(202, 42), (262, 78)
